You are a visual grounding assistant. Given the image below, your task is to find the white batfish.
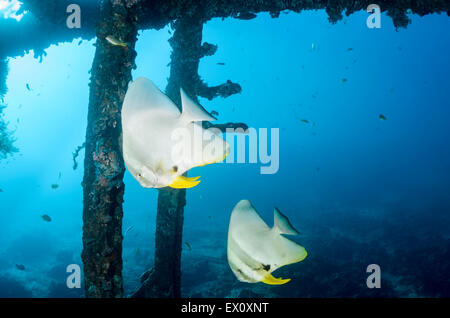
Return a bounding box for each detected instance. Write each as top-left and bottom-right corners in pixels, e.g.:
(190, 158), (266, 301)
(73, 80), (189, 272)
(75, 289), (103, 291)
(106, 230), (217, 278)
(227, 199), (307, 285)
(122, 77), (229, 189)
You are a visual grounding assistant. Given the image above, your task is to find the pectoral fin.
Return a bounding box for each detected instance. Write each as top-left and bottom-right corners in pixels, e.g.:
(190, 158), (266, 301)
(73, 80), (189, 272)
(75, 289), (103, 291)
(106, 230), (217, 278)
(261, 273), (291, 285)
(169, 175), (201, 189)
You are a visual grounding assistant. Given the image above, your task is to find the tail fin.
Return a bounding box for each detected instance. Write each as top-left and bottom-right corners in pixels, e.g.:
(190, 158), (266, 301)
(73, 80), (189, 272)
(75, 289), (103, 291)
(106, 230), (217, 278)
(273, 207), (299, 235)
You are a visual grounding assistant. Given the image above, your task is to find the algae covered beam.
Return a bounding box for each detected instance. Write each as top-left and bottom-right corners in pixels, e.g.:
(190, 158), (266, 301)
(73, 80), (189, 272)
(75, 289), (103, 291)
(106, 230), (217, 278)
(132, 14), (203, 298)
(81, 0), (143, 298)
(193, 0), (450, 28)
(0, 57), (18, 160)
(138, 0), (450, 28)
(0, 58), (7, 99)
(136, 0), (450, 28)
(132, 14), (207, 298)
(2, 0), (449, 60)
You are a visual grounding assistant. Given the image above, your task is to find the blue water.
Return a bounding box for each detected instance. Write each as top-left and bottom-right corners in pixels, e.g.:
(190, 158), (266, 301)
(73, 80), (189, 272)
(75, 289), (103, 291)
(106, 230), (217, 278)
(1, 10), (449, 297)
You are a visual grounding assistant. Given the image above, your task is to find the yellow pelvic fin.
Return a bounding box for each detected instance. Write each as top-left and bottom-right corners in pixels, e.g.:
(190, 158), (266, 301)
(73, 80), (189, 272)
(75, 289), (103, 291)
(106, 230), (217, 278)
(261, 273), (291, 285)
(169, 175), (201, 189)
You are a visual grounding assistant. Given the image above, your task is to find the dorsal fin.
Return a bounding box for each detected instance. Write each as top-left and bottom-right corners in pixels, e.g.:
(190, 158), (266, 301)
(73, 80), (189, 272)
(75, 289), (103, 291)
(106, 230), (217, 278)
(179, 87), (216, 123)
(273, 207), (299, 235)
(122, 77), (180, 118)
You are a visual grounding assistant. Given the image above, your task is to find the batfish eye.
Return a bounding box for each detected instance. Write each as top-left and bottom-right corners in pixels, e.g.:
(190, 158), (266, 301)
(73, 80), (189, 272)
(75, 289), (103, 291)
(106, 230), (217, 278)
(138, 173), (142, 177)
(172, 165), (178, 173)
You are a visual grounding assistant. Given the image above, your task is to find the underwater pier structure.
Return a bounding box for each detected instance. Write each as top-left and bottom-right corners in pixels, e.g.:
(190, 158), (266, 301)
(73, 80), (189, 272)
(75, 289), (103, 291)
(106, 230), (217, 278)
(132, 12), (244, 297)
(0, 0), (449, 298)
(0, 57), (18, 160)
(80, 0), (144, 298)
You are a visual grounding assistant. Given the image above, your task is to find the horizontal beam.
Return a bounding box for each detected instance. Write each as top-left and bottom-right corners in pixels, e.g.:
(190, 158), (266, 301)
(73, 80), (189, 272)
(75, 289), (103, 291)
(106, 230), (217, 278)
(1, 0), (449, 59)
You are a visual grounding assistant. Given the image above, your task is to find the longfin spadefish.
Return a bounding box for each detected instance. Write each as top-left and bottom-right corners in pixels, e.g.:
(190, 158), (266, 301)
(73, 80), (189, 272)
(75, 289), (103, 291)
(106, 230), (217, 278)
(273, 207), (300, 235)
(179, 88), (216, 123)
(169, 175), (201, 189)
(261, 273), (291, 285)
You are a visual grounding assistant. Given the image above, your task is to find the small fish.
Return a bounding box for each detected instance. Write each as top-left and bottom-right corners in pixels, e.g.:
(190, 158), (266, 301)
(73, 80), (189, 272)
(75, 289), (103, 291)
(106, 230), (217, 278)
(51, 184), (59, 189)
(300, 119), (309, 124)
(78, 39), (83, 46)
(124, 225), (134, 237)
(211, 110), (219, 117)
(26, 83), (31, 91)
(379, 114), (387, 121)
(184, 242), (192, 251)
(140, 269), (152, 283)
(340, 78), (348, 83)
(15, 264), (26, 271)
(347, 48), (353, 51)
(216, 62), (225, 66)
(199, 194), (203, 200)
(58, 172), (61, 179)
(41, 214), (52, 222)
(311, 43), (316, 50)
(0, 189), (3, 193)
(134, 248), (140, 257)
(105, 36), (127, 48)
(236, 12), (257, 20)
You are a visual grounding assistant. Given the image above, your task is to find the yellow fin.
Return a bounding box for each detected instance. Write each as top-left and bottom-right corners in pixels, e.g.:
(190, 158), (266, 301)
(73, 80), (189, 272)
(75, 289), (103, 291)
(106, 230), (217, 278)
(169, 175), (201, 189)
(261, 273), (291, 285)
